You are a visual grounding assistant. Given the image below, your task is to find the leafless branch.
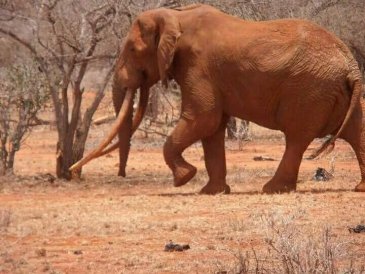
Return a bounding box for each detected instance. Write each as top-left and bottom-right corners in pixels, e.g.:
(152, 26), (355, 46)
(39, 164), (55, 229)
(75, 54), (116, 63)
(137, 127), (168, 137)
(310, 0), (341, 17)
(0, 27), (38, 57)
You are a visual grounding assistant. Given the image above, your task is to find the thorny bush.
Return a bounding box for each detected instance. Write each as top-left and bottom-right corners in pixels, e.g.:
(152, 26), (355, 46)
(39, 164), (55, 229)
(0, 61), (49, 175)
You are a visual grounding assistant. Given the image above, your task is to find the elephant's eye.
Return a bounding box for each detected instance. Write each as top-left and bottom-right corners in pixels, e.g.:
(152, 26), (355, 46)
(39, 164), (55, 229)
(130, 46), (135, 52)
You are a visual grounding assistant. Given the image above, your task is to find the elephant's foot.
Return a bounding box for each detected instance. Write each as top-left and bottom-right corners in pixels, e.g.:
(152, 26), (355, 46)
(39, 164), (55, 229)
(173, 163), (197, 187)
(262, 178), (296, 194)
(200, 182), (230, 195)
(355, 181), (365, 192)
(118, 168), (126, 177)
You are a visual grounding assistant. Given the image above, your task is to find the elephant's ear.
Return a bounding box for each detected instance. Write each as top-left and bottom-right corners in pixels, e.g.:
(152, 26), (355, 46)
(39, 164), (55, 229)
(156, 10), (181, 87)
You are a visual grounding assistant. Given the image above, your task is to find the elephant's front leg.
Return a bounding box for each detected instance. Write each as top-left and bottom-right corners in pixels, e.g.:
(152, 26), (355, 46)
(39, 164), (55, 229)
(163, 113), (221, 188)
(200, 115), (230, 194)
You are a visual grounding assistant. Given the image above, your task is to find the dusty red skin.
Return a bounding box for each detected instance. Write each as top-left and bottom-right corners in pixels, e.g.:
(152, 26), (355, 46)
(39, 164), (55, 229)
(73, 4), (365, 195)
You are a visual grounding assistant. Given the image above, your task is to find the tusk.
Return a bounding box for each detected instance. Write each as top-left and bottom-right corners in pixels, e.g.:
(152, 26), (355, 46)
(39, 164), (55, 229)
(131, 86), (149, 133)
(69, 88), (135, 172)
(97, 142), (119, 157)
(97, 87), (149, 157)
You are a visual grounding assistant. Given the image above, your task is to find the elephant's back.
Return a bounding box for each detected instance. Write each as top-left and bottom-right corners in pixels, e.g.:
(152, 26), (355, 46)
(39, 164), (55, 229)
(240, 19), (353, 78)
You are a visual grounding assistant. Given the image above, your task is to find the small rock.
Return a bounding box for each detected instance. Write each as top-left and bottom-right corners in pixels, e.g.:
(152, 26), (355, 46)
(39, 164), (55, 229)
(253, 156), (275, 161)
(34, 173), (56, 183)
(73, 250), (83, 255)
(43, 264), (50, 272)
(348, 225), (365, 233)
(36, 248), (46, 257)
(312, 167), (333, 181)
(164, 241), (190, 252)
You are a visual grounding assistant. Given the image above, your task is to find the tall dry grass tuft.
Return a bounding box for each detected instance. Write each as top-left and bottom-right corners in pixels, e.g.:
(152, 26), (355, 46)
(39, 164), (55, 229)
(261, 211), (340, 273)
(216, 211), (364, 274)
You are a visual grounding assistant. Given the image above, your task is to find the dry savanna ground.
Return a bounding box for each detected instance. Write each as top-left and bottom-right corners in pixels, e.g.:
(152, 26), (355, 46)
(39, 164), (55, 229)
(1, 118), (365, 273)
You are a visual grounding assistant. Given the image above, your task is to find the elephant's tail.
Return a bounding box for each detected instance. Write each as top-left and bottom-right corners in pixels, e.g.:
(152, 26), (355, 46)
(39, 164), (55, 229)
(308, 73), (363, 160)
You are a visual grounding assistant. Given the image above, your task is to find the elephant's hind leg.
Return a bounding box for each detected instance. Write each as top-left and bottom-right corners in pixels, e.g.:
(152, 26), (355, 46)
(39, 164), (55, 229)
(340, 104), (365, 192)
(200, 115), (230, 195)
(262, 137), (311, 194)
(163, 113), (221, 187)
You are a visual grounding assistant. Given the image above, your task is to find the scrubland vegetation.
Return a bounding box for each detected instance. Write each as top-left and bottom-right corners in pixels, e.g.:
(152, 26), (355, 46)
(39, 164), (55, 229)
(0, 1), (364, 273)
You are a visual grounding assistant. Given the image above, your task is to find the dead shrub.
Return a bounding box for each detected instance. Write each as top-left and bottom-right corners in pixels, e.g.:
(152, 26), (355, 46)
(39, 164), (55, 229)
(216, 211), (365, 273)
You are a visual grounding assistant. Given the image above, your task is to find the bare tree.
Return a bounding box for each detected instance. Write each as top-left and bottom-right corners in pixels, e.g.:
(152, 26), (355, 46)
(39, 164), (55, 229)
(0, 62), (49, 175)
(0, 0), (189, 179)
(0, 0), (133, 179)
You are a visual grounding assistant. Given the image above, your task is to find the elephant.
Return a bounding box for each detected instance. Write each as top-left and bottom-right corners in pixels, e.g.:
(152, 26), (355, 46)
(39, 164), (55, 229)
(70, 4), (365, 195)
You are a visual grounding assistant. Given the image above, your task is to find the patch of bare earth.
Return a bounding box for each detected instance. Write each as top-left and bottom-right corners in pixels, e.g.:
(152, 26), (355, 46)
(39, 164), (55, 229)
(1, 124), (365, 273)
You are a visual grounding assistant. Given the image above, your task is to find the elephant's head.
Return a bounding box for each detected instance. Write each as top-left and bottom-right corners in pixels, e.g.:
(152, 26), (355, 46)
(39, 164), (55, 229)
(117, 8), (181, 90)
(69, 8), (181, 174)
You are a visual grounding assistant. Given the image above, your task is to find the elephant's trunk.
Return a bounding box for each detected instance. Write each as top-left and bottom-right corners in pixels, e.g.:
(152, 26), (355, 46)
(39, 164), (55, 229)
(115, 85), (149, 177)
(98, 86), (150, 158)
(69, 88), (136, 173)
(114, 86), (134, 177)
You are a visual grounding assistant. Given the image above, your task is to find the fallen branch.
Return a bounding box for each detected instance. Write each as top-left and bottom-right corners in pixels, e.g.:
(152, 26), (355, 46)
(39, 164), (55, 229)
(137, 127), (168, 137)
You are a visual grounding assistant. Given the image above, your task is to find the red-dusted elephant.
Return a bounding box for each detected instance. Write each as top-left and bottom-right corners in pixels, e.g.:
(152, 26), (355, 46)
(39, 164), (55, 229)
(71, 4), (365, 195)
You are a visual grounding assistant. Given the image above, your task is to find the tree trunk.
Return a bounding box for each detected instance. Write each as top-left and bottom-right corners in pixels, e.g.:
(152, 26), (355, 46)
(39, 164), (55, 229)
(53, 60), (114, 180)
(56, 139), (73, 180)
(7, 147), (16, 174)
(71, 113), (93, 178)
(0, 147), (7, 176)
(0, 146), (15, 176)
(55, 118), (90, 179)
(55, 93), (109, 179)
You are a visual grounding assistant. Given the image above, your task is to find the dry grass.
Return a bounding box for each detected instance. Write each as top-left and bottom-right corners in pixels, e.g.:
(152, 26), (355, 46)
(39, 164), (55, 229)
(215, 210), (365, 273)
(0, 124), (365, 273)
(0, 209), (11, 232)
(2, 178), (365, 273)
